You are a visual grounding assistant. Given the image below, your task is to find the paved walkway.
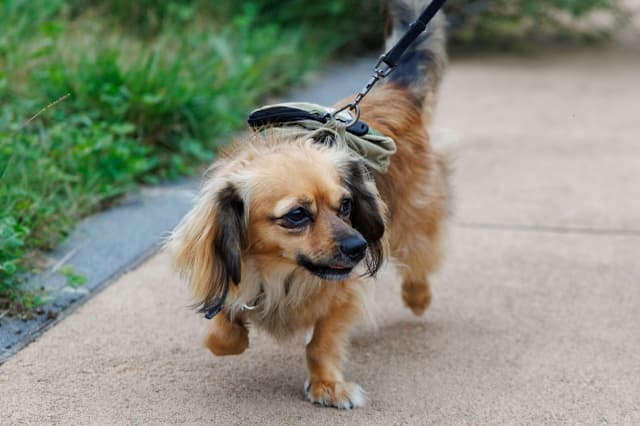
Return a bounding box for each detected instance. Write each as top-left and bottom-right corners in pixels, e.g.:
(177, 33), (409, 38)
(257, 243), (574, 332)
(2, 44), (639, 424)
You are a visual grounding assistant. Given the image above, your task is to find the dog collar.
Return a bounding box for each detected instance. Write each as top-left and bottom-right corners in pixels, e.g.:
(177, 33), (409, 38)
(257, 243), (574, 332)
(247, 102), (396, 173)
(202, 283), (263, 320)
(248, 103), (370, 136)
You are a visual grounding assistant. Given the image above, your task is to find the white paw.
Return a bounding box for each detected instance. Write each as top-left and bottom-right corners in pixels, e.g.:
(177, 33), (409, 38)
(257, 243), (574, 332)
(304, 378), (367, 409)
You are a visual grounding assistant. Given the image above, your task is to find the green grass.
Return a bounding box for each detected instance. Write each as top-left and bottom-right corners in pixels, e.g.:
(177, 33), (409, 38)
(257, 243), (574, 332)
(0, 0), (624, 313)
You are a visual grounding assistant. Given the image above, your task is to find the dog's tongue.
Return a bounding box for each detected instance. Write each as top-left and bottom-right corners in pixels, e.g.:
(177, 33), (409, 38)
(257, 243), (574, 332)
(330, 264), (350, 270)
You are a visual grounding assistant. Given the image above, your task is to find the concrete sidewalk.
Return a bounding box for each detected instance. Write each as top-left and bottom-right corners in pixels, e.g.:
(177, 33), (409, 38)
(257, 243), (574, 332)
(2, 46), (639, 424)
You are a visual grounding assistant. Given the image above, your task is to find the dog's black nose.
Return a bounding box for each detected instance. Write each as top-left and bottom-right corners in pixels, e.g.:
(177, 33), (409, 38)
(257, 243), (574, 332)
(339, 236), (367, 261)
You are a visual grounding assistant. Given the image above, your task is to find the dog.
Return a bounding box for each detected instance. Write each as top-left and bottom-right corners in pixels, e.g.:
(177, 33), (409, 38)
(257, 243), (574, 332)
(167, 0), (449, 409)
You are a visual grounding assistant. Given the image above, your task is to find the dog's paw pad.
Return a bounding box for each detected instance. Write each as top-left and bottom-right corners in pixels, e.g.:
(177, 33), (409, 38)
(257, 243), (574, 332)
(304, 379), (367, 409)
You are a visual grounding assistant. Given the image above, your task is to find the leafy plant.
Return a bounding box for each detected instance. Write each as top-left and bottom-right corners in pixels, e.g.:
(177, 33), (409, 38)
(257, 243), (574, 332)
(59, 266), (87, 288)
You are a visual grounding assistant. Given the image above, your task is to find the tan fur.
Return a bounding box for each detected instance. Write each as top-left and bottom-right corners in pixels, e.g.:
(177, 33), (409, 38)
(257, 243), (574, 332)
(167, 0), (449, 410)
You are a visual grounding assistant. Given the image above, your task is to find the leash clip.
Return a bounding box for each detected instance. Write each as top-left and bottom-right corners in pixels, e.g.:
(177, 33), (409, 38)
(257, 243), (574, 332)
(374, 54), (394, 79)
(331, 53), (395, 126)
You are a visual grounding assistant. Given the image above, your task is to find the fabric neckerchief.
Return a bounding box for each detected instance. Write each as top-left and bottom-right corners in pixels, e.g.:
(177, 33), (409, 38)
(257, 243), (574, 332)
(248, 102), (397, 173)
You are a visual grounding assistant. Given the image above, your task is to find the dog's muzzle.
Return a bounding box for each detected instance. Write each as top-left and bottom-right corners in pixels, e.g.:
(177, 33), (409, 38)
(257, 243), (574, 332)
(298, 235), (368, 281)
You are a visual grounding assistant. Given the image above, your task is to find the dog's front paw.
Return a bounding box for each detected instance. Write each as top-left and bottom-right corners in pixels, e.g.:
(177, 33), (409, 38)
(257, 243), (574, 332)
(304, 378), (367, 409)
(203, 317), (249, 356)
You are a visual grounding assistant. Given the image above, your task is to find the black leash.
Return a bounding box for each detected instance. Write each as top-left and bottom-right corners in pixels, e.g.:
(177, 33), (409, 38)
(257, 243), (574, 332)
(333, 0), (447, 123)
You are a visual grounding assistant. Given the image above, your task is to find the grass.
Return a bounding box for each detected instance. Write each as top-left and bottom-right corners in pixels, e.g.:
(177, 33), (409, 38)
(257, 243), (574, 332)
(0, 0), (624, 314)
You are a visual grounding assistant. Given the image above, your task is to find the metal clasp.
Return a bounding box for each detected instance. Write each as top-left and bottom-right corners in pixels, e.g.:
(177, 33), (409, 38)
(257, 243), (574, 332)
(331, 54), (395, 126)
(332, 102), (360, 127)
(373, 54), (394, 78)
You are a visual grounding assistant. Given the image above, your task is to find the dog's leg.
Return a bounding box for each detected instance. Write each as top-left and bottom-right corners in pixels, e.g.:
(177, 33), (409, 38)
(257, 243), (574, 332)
(395, 227), (444, 316)
(304, 288), (366, 409)
(401, 272), (432, 316)
(203, 311), (249, 356)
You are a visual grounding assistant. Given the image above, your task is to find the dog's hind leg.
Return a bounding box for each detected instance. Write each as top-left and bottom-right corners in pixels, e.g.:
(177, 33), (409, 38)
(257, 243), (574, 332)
(391, 207), (446, 316)
(397, 231), (444, 316)
(387, 140), (451, 316)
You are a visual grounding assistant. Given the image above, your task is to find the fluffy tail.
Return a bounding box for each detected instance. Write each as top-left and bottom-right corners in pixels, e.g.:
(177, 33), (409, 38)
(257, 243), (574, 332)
(383, 0), (447, 113)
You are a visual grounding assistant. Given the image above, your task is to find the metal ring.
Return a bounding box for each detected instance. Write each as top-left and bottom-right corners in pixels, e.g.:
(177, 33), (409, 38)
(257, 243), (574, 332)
(241, 304), (257, 311)
(332, 103), (360, 127)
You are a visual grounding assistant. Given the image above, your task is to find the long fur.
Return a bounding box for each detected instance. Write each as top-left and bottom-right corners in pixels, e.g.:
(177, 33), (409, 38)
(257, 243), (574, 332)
(167, 0), (449, 409)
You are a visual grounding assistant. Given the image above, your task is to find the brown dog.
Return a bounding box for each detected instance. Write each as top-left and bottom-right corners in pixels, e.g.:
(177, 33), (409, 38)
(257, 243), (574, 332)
(168, 0), (449, 409)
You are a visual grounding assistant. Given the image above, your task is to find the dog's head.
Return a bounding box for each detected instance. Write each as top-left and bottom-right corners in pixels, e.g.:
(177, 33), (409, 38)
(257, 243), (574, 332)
(168, 138), (386, 313)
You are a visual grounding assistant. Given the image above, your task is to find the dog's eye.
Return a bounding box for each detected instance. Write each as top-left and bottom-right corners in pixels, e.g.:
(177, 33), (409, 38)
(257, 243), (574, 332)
(338, 198), (352, 218)
(281, 207), (311, 229)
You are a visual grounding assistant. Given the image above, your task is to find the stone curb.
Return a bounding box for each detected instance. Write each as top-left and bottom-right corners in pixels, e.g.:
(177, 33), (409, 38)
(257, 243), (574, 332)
(0, 181), (198, 363)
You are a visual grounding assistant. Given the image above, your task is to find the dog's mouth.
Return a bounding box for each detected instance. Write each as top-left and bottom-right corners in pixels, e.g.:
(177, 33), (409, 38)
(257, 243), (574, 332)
(297, 256), (355, 281)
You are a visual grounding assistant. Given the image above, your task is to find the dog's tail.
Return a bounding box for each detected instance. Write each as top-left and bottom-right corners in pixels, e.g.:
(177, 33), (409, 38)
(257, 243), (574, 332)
(383, 0), (447, 113)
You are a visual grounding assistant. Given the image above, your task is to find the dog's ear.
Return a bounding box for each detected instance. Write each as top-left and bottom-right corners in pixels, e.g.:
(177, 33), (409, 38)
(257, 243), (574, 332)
(213, 184), (245, 286)
(344, 160), (386, 276)
(167, 175), (246, 313)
